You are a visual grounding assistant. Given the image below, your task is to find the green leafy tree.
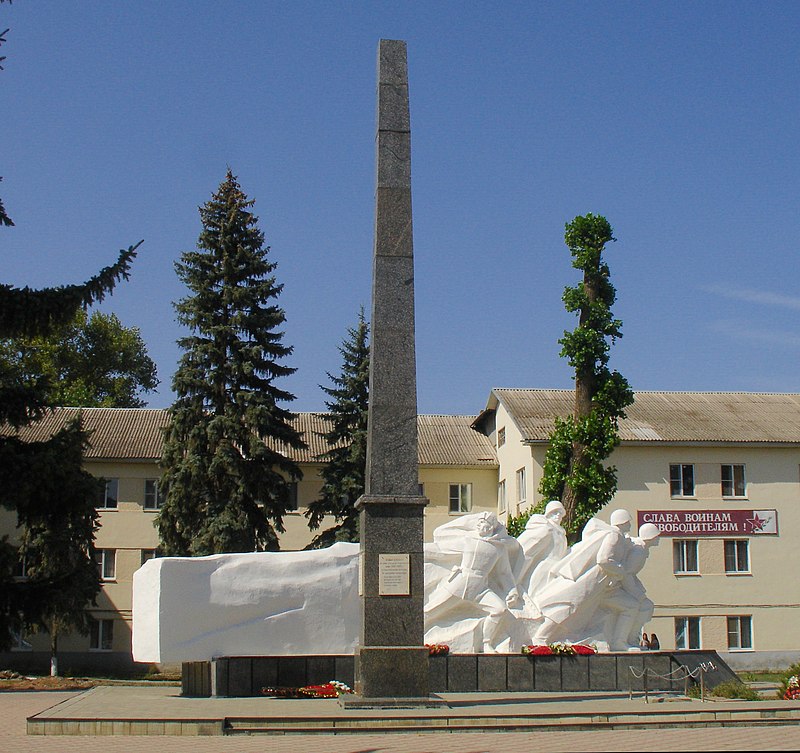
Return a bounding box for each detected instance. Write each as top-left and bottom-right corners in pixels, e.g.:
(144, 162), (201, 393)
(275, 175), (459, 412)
(305, 310), (369, 549)
(537, 214), (634, 536)
(157, 171), (306, 555)
(0, 309), (158, 408)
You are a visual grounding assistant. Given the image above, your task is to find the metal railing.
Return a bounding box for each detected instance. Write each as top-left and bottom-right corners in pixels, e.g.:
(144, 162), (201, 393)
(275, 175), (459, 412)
(629, 660), (717, 703)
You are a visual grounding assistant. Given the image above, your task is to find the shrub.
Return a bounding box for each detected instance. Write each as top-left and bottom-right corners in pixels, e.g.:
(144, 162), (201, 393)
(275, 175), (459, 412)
(711, 680), (761, 701)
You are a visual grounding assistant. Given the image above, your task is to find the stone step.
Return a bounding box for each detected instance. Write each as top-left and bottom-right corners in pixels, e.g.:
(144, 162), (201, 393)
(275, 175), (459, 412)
(223, 705), (800, 735)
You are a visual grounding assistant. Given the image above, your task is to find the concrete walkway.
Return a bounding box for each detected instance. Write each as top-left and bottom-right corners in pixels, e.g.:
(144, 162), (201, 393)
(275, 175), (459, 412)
(6, 685), (800, 750)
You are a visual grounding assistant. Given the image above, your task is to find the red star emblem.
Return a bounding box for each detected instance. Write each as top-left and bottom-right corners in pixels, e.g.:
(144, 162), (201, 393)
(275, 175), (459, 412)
(745, 512), (768, 533)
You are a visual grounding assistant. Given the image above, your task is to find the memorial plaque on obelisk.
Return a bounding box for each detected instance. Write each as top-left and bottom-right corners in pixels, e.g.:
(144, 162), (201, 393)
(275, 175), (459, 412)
(352, 39), (430, 700)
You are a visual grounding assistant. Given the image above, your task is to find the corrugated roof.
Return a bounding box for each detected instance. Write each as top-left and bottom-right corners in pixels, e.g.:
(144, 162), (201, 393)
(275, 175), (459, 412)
(418, 415), (498, 467)
(490, 388), (800, 444)
(3, 408), (497, 466)
(3, 408), (170, 459)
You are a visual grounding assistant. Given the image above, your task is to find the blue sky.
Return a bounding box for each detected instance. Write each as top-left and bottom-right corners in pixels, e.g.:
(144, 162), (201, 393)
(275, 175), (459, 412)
(3, 1), (799, 414)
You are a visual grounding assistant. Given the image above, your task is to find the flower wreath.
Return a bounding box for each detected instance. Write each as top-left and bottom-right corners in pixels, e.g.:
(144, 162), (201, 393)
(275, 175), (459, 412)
(262, 680), (353, 699)
(522, 643), (597, 656)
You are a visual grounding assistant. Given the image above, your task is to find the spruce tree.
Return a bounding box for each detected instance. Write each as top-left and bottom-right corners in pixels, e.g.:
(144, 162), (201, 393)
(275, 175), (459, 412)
(2, 421), (102, 675)
(158, 171), (306, 555)
(538, 214), (634, 536)
(305, 311), (369, 549)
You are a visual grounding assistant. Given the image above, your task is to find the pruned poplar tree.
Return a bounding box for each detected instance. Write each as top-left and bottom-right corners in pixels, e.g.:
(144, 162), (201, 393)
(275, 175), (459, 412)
(305, 310), (369, 549)
(538, 214), (634, 536)
(158, 171), (306, 555)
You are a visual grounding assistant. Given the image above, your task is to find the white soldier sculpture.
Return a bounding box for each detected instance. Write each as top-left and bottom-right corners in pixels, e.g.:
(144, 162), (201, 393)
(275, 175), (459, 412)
(424, 512), (522, 652)
(136, 502), (663, 660)
(515, 500), (568, 602)
(597, 521), (660, 650)
(530, 508), (633, 647)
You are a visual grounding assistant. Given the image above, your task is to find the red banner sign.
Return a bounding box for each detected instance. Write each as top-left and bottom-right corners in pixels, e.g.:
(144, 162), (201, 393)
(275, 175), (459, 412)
(638, 509), (778, 536)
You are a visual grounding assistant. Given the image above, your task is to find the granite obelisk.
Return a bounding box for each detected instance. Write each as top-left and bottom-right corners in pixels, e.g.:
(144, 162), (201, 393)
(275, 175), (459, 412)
(353, 39), (430, 700)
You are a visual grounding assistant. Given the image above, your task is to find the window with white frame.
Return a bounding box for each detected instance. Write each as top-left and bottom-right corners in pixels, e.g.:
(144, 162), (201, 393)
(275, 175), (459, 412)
(724, 540), (750, 573)
(97, 478), (119, 509)
(497, 427), (506, 447)
(670, 464), (695, 497)
(721, 464), (746, 498)
(727, 616), (753, 650)
(144, 479), (163, 510)
(497, 480), (506, 514)
(675, 616), (701, 649)
(516, 467), (526, 508)
(673, 540), (699, 574)
(95, 549), (116, 580)
(89, 618), (114, 651)
(449, 483), (472, 514)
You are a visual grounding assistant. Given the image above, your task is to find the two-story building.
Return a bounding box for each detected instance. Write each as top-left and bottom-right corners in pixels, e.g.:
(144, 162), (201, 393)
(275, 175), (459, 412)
(4, 389), (800, 671)
(1, 408), (497, 673)
(474, 389), (800, 669)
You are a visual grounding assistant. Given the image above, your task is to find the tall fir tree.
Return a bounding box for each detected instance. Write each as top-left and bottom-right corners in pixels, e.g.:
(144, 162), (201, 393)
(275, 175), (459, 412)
(537, 214), (634, 537)
(158, 171), (306, 555)
(305, 311), (369, 549)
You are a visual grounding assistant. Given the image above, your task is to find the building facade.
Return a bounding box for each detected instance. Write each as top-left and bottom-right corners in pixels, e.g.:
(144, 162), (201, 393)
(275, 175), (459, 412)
(474, 389), (800, 669)
(4, 390), (800, 671)
(2, 408), (497, 673)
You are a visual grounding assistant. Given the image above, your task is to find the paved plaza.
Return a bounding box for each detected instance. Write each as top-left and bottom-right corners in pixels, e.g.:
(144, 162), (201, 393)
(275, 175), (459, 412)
(5, 689), (800, 752)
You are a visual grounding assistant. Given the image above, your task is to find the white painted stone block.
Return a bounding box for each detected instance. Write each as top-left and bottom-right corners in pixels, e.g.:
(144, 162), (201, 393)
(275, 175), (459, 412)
(132, 542), (360, 662)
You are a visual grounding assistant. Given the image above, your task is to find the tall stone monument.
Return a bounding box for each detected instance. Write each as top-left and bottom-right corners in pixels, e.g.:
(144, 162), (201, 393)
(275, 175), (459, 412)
(352, 39), (430, 700)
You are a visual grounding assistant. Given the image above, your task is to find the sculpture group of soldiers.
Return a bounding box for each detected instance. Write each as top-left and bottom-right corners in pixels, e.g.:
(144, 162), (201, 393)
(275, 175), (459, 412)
(423, 503), (661, 653)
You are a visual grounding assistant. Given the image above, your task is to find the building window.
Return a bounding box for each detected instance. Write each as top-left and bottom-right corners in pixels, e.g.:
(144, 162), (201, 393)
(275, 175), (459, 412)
(670, 464), (694, 497)
(140, 548), (161, 566)
(516, 467), (526, 509)
(287, 481), (298, 511)
(14, 552), (29, 580)
(11, 630), (32, 651)
(673, 540), (699, 574)
(96, 549), (116, 581)
(89, 618), (114, 651)
(727, 616), (753, 650)
(675, 617), (701, 649)
(144, 479), (163, 510)
(724, 540), (750, 573)
(497, 427), (506, 447)
(498, 480), (506, 514)
(721, 464), (746, 498)
(97, 478), (119, 509)
(449, 483), (472, 514)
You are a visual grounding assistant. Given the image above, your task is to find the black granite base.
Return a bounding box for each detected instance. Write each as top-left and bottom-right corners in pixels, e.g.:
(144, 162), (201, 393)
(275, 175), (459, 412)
(184, 650), (733, 698)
